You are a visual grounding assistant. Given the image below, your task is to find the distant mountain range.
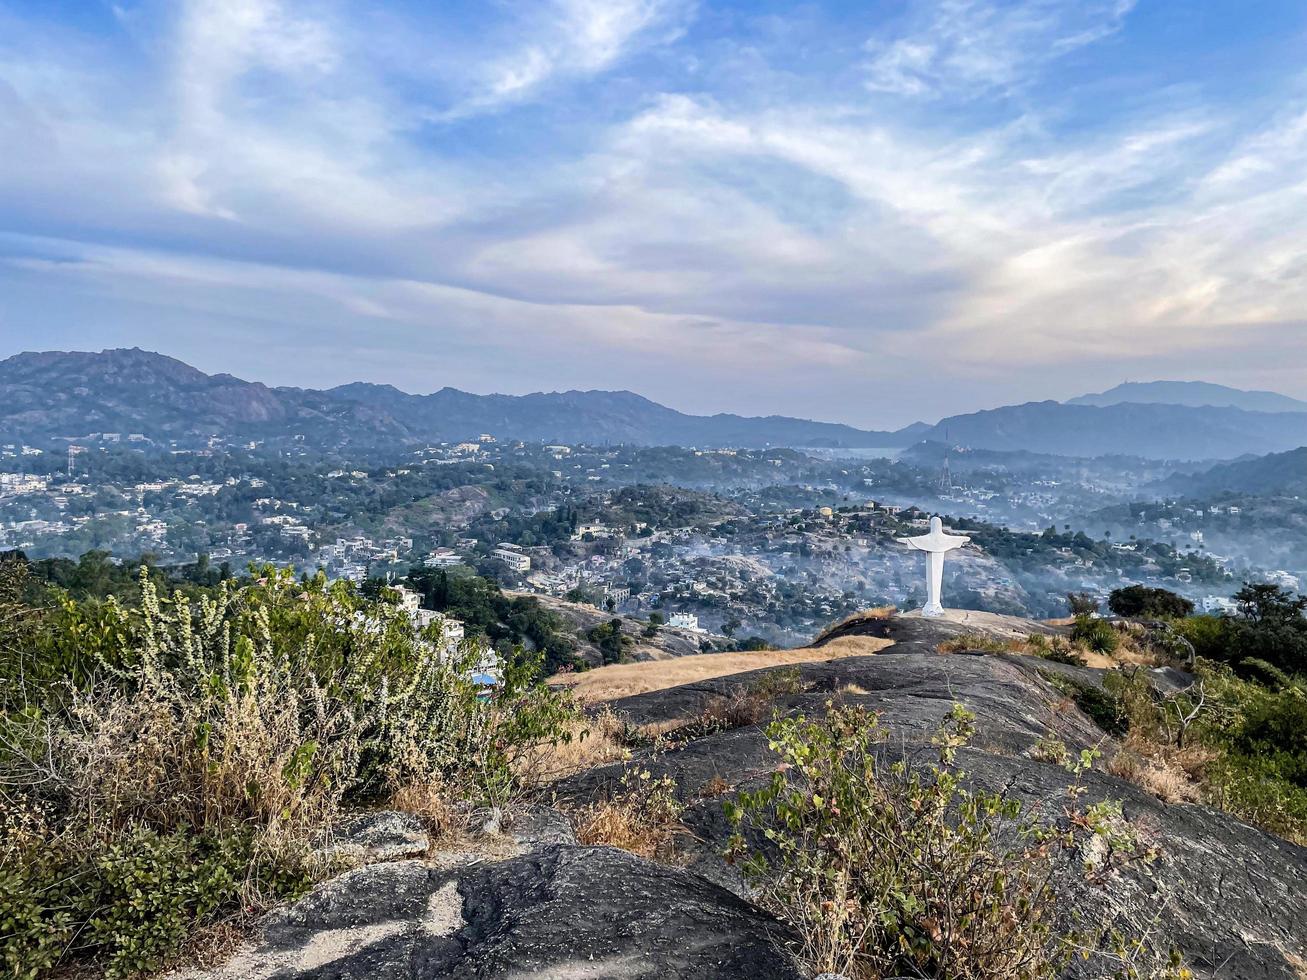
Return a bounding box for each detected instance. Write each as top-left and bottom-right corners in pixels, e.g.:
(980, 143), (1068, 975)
(0, 349), (912, 450)
(324, 380), (917, 448)
(3, 348), (1307, 461)
(1068, 380), (1307, 414)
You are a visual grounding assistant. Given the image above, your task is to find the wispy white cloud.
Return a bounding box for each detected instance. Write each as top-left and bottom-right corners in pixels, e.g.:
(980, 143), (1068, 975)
(438, 0), (696, 119)
(864, 0), (1136, 99)
(2, 0), (1307, 423)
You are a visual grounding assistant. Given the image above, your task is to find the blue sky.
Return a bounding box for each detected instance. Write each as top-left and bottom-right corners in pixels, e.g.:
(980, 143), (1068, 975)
(2, 0), (1307, 427)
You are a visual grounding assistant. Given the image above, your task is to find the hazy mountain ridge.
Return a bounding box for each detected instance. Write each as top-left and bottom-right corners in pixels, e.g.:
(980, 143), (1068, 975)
(7, 350), (1307, 460)
(0, 349), (410, 446)
(921, 399), (1307, 460)
(0, 349), (912, 449)
(1068, 380), (1307, 413)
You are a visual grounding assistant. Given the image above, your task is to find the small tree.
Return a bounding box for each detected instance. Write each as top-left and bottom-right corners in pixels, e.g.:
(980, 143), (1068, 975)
(1066, 591), (1099, 616)
(1109, 585), (1194, 620)
(726, 703), (1163, 979)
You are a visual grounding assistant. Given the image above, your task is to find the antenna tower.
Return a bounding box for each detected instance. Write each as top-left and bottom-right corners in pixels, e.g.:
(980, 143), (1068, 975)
(937, 427), (952, 493)
(937, 453), (952, 493)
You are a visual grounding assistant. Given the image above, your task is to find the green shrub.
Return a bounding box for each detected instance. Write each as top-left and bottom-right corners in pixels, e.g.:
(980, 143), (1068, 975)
(727, 704), (1071, 978)
(1108, 586), (1194, 620)
(0, 566), (575, 976)
(1236, 657), (1293, 691)
(1172, 615), (1228, 662)
(725, 703), (1180, 978)
(1, 827), (308, 979)
(1072, 615), (1120, 655)
(1026, 633), (1088, 666)
(1043, 671), (1129, 737)
(1222, 584), (1307, 676)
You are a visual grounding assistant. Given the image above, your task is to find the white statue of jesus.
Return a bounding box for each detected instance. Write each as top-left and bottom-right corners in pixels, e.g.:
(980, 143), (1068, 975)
(897, 516), (970, 617)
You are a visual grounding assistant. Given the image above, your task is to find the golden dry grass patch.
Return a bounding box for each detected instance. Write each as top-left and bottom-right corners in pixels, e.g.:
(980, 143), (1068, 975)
(1107, 734), (1215, 804)
(548, 640), (893, 704)
(573, 769), (687, 861)
(514, 707), (635, 783)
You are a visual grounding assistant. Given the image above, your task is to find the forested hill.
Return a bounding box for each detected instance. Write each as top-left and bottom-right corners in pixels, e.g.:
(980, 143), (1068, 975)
(1158, 446), (1307, 497)
(0, 348), (912, 451)
(9, 348), (1307, 460)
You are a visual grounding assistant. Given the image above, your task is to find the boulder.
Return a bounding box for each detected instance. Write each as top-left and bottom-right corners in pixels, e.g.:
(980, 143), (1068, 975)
(174, 846), (803, 980)
(313, 810), (430, 866)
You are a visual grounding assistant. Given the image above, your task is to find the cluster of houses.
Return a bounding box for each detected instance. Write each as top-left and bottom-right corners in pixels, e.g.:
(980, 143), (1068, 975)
(387, 585), (502, 694)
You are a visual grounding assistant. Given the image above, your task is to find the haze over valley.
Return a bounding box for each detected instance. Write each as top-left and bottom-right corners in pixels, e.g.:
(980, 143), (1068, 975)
(3, 347), (1304, 642)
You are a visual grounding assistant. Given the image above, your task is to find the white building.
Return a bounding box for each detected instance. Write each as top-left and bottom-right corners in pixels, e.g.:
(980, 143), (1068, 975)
(668, 612), (703, 632)
(492, 547), (532, 573)
(1267, 570), (1302, 591)
(573, 523), (617, 540)
(427, 549), (464, 568)
(390, 584), (423, 615)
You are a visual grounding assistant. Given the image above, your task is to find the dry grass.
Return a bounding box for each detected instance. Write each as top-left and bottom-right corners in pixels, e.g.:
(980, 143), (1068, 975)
(936, 625), (1171, 671)
(157, 920), (248, 977)
(573, 769), (685, 860)
(1107, 735), (1214, 804)
(659, 686), (775, 742)
(549, 640), (892, 704)
(515, 707), (636, 783)
(698, 774), (732, 797)
(388, 781), (470, 848)
(937, 633), (1030, 655)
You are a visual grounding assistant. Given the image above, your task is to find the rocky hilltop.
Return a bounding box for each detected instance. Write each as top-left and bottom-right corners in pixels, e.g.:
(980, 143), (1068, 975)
(175, 610), (1307, 980)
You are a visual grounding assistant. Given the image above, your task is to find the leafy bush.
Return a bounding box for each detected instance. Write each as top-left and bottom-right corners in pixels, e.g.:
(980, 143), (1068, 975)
(1025, 632), (1088, 666)
(728, 703), (1077, 978)
(725, 703), (1181, 979)
(1042, 671), (1129, 737)
(1067, 591), (1100, 616)
(1092, 657), (1307, 844)
(1221, 583), (1307, 676)
(1171, 615), (1229, 663)
(1, 820), (309, 979)
(0, 566), (575, 975)
(585, 618), (634, 665)
(1108, 586), (1194, 620)
(1204, 753), (1307, 843)
(1072, 614), (1120, 655)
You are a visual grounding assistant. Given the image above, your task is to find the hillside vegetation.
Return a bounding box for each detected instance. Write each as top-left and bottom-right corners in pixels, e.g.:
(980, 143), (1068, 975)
(4, 552), (1307, 978)
(0, 557), (575, 977)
